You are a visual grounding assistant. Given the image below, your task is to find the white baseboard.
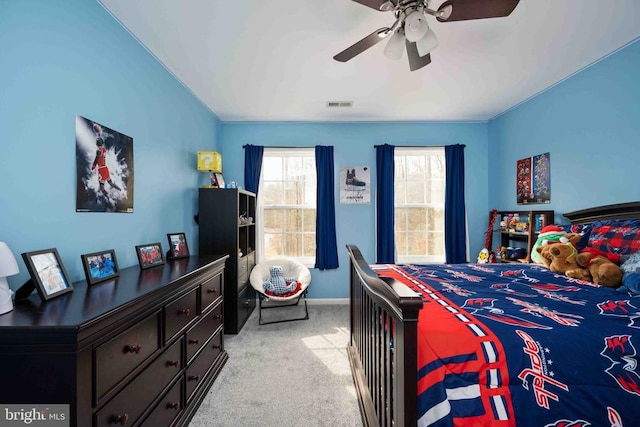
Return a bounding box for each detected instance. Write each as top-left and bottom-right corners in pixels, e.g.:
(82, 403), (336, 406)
(306, 298), (349, 305)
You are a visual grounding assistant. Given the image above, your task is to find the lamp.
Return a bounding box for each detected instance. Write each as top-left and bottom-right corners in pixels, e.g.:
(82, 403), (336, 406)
(0, 242), (19, 315)
(416, 28), (439, 57)
(384, 28), (406, 60)
(404, 10), (429, 42)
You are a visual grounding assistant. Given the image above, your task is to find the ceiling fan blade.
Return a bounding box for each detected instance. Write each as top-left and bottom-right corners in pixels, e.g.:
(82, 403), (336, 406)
(334, 28), (391, 62)
(406, 40), (431, 72)
(436, 0), (519, 22)
(349, 0), (392, 11)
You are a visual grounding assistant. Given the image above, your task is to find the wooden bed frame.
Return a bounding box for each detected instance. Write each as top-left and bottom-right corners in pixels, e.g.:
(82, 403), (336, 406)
(347, 201), (640, 427)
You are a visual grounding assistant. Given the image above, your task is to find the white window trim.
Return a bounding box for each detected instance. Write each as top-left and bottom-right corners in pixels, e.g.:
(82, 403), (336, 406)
(257, 148), (316, 267)
(394, 146), (446, 264)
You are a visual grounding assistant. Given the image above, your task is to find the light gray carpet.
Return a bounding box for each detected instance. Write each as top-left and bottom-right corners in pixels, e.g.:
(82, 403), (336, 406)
(189, 303), (363, 427)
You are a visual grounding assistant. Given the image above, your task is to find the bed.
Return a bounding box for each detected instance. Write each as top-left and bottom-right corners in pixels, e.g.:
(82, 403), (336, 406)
(347, 202), (640, 427)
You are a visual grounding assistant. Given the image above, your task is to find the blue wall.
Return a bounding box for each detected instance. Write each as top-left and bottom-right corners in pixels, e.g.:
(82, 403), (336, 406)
(220, 122), (489, 298)
(488, 38), (640, 222)
(2, 0), (638, 300)
(0, 0), (221, 290)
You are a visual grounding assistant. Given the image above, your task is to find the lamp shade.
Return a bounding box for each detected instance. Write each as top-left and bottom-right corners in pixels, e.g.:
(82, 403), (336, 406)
(0, 242), (19, 278)
(384, 28), (406, 60)
(416, 28), (439, 57)
(404, 10), (429, 42)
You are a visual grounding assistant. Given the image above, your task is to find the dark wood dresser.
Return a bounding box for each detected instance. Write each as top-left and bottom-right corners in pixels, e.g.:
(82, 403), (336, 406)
(0, 255), (228, 427)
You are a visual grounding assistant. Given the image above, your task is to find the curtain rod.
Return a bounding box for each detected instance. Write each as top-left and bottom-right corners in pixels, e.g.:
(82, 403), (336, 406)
(242, 145), (314, 149)
(373, 144), (466, 148)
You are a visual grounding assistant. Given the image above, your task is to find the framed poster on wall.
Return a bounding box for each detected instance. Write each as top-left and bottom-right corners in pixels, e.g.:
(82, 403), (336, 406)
(517, 152), (550, 204)
(340, 166), (370, 204)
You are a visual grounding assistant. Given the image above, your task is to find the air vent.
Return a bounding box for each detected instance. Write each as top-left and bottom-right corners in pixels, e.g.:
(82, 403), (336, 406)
(326, 101), (353, 108)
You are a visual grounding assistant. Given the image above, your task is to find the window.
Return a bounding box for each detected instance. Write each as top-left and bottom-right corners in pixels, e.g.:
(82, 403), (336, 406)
(258, 148), (316, 265)
(394, 147), (446, 263)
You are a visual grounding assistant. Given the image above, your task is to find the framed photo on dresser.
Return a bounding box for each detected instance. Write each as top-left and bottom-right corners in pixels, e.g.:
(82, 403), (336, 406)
(81, 249), (120, 285)
(135, 242), (165, 269)
(21, 248), (74, 301)
(167, 232), (190, 259)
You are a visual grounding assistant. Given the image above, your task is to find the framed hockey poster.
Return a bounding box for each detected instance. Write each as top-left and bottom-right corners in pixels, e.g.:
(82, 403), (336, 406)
(340, 166), (370, 204)
(517, 152), (550, 204)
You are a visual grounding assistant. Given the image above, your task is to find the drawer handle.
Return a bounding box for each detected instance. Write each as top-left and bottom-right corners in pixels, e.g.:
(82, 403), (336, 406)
(206, 289), (217, 294)
(188, 339), (200, 345)
(177, 308), (191, 316)
(168, 402), (180, 410)
(114, 414), (129, 425)
(167, 360), (179, 367)
(212, 344), (221, 350)
(124, 344), (142, 354)
(188, 375), (199, 382)
(212, 314), (222, 319)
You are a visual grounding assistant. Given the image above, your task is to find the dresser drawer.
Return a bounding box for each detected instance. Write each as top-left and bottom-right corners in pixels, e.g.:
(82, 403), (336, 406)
(95, 338), (182, 427)
(164, 288), (198, 340)
(200, 274), (222, 312)
(140, 378), (183, 427)
(95, 312), (161, 401)
(185, 302), (223, 362)
(186, 331), (223, 401)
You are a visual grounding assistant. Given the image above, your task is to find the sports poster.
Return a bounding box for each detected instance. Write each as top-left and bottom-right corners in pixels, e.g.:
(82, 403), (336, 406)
(517, 152), (550, 204)
(75, 116), (134, 213)
(340, 166), (370, 204)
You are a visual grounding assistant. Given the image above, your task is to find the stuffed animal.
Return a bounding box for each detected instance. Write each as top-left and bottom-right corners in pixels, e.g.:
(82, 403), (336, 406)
(545, 242), (592, 281)
(530, 226), (582, 264)
(534, 233), (582, 268)
(575, 253), (623, 288)
(263, 265), (299, 296)
(535, 244), (554, 268)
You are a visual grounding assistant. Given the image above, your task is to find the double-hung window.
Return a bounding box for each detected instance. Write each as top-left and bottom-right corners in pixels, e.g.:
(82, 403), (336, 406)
(394, 147), (446, 263)
(258, 148), (316, 265)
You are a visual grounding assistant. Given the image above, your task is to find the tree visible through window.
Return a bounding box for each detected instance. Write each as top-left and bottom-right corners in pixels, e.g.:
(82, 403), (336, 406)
(258, 148), (316, 264)
(394, 147), (446, 263)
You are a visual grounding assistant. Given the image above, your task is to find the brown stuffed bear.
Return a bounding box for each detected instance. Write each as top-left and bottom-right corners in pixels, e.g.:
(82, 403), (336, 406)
(545, 242), (592, 281)
(575, 253), (623, 288)
(535, 233), (583, 269)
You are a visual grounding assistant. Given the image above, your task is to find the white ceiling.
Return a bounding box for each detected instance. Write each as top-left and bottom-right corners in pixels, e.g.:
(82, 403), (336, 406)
(99, 0), (640, 122)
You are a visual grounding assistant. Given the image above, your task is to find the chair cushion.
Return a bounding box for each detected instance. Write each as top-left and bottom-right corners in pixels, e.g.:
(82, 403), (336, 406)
(250, 258), (311, 300)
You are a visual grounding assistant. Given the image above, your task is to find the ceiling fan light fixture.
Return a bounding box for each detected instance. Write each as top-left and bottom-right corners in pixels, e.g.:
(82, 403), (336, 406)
(379, 0), (395, 11)
(383, 28), (405, 60)
(404, 10), (429, 42)
(416, 28), (439, 57)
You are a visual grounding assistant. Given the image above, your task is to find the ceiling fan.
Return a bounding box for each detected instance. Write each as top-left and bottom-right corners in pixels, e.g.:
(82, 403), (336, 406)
(333, 0), (520, 71)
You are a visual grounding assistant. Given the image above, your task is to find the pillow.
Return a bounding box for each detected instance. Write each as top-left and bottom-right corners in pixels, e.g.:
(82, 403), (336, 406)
(587, 219), (640, 261)
(618, 251), (640, 295)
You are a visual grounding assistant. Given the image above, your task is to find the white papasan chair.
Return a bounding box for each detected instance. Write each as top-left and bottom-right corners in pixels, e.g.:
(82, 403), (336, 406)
(249, 258), (311, 325)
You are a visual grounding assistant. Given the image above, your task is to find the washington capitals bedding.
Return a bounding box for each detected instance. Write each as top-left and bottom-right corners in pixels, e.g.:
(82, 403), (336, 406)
(372, 262), (640, 427)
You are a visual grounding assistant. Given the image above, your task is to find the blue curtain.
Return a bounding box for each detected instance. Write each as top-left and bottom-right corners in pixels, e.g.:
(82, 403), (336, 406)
(444, 144), (467, 263)
(244, 145), (264, 194)
(376, 144), (395, 263)
(314, 146), (339, 270)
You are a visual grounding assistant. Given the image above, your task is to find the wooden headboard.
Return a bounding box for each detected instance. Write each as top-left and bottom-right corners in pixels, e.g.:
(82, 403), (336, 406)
(564, 201), (640, 224)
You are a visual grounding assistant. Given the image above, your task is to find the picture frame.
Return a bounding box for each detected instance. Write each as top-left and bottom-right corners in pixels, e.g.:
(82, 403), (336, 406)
(214, 172), (225, 189)
(81, 249), (120, 285)
(135, 242), (165, 269)
(21, 248), (74, 301)
(167, 232), (190, 259)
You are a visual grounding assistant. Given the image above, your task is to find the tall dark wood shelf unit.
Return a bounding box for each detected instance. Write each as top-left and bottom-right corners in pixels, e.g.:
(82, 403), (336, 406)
(198, 188), (256, 334)
(490, 210), (555, 263)
(0, 255), (228, 427)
